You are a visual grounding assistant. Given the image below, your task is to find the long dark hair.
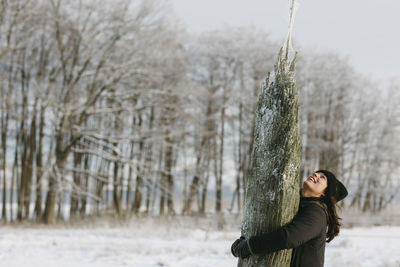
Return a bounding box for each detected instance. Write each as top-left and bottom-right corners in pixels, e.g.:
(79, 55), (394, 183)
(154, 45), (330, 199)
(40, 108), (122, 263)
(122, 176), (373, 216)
(321, 195), (342, 243)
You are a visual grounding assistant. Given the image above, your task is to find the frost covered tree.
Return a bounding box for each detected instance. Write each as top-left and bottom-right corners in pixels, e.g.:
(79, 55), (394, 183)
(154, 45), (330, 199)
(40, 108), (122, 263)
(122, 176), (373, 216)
(1, 0), (399, 225)
(295, 52), (357, 180)
(238, 49), (301, 267)
(238, 1), (301, 266)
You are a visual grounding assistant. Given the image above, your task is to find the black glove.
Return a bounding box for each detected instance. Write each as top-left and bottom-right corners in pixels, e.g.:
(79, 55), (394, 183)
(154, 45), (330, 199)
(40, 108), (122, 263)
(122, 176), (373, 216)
(231, 236), (251, 259)
(231, 236), (244, 257)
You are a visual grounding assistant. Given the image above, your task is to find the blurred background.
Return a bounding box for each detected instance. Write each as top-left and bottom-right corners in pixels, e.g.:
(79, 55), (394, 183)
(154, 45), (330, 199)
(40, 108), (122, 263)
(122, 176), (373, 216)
(0, 0), (399, 266)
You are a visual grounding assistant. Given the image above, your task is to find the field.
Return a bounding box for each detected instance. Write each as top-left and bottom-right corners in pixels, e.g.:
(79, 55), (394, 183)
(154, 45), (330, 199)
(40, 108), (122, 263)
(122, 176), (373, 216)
(1, 214), (399, 267)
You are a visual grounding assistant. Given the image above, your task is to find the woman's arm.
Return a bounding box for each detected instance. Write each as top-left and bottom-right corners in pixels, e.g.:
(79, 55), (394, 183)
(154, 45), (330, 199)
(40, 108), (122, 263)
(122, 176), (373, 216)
(248, 204), (327, 255)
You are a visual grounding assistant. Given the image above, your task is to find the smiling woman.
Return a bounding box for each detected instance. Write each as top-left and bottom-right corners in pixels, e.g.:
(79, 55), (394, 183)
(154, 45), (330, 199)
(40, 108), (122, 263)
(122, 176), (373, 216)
(301, 171), (328, 198)
(231, 170), (348, 267)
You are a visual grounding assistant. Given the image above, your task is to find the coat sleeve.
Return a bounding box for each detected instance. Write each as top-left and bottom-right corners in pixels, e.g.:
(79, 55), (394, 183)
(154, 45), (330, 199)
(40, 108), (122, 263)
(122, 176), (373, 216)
(247, 205), (327, 255)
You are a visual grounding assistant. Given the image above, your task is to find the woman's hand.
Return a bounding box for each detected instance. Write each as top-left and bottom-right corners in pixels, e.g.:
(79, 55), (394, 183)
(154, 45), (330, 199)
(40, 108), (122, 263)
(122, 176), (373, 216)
(231, 236), (251, 259)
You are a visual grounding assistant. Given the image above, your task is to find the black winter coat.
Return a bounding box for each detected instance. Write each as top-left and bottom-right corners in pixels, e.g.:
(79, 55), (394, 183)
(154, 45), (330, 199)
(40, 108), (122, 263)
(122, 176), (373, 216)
(248, 198), (328, 267)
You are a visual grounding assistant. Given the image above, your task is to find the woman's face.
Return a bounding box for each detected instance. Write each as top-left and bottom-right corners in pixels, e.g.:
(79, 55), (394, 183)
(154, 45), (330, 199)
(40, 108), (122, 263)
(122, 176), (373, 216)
(302, 172), (328, 197)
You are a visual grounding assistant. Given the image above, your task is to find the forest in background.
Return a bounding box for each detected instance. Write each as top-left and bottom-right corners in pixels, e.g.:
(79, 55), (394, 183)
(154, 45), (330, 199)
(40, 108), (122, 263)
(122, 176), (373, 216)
(0, 0), (399, 224)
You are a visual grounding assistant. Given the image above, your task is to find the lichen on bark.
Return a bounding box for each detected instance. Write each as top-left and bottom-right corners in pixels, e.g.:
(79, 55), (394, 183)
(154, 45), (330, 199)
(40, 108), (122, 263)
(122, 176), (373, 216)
(238, 47), (301, 267)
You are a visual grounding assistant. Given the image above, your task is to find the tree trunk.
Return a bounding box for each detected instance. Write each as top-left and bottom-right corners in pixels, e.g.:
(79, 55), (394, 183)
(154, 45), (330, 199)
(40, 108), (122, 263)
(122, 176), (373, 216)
(1, 109), (9, 221)
(141, 107), (154, 215)
(43, 172), (58, 224)
(132, 113), (144, 214)
(200, 154), (211, 214)
(10, 144), (19, 222)
(164, 135), (175, 215)
(112, 143), (122, 216)
(96, 157), (109, 214)
(17, 75), (28, 221)
(183, 98), (214, 214)
(43, 134), (68, 224)
(216, 87), (226, 213)
(80, 152), (89, 216)
(34, 103), (45, 221)
(159, 177), (165, 216)
(238, 49), (301, 267)
(157, 148), (165, 215)
(70, 148), (82, 218)
(235, 102), (244, 213)
(17, 136), (28, 221)
(23, 99), (37, 220)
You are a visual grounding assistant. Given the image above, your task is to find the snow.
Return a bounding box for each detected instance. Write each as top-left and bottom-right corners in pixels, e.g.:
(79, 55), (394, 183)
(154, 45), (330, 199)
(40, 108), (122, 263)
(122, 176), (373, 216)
(0, 217), (399, 267)
(325, 227), (400, 267)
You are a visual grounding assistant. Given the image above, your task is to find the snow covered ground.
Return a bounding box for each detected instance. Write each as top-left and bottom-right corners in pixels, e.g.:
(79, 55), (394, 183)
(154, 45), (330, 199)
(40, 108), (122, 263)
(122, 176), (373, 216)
(0, 216), (399, 267)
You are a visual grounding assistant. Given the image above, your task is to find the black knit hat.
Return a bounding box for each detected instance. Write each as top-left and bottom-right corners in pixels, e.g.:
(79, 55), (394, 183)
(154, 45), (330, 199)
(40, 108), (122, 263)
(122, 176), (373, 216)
(316, 170), (348, 202)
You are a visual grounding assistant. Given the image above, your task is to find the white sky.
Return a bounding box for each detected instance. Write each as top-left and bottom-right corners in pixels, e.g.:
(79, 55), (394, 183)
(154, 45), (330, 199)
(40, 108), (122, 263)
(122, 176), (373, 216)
(170, 0), (400, 81)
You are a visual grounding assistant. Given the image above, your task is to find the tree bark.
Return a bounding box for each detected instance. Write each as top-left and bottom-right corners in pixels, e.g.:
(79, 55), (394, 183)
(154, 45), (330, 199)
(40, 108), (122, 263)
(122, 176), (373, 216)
(112, 143), (122, 216)
(183, 98), (215, 214)
(132, 113), (144, 214)
(43, 133), (69, 224)
(80, 152), (89, 216)
(164, 136), (175, 215)
(70, 147), (82, 218)
(238, 49), (301, 267)
(23, 98), (37, 220)
(10, 142), (18, 222)
(1, 98), (9, 221)
(34, 103), (45, 220)
(215, 87), (226, 213)
(144, 107), (155, 215)
(200, 154), (211, 214)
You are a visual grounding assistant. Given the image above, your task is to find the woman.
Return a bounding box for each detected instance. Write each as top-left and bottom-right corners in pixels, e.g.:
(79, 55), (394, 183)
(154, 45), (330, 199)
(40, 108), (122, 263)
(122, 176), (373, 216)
(231, 170), (348, 267)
